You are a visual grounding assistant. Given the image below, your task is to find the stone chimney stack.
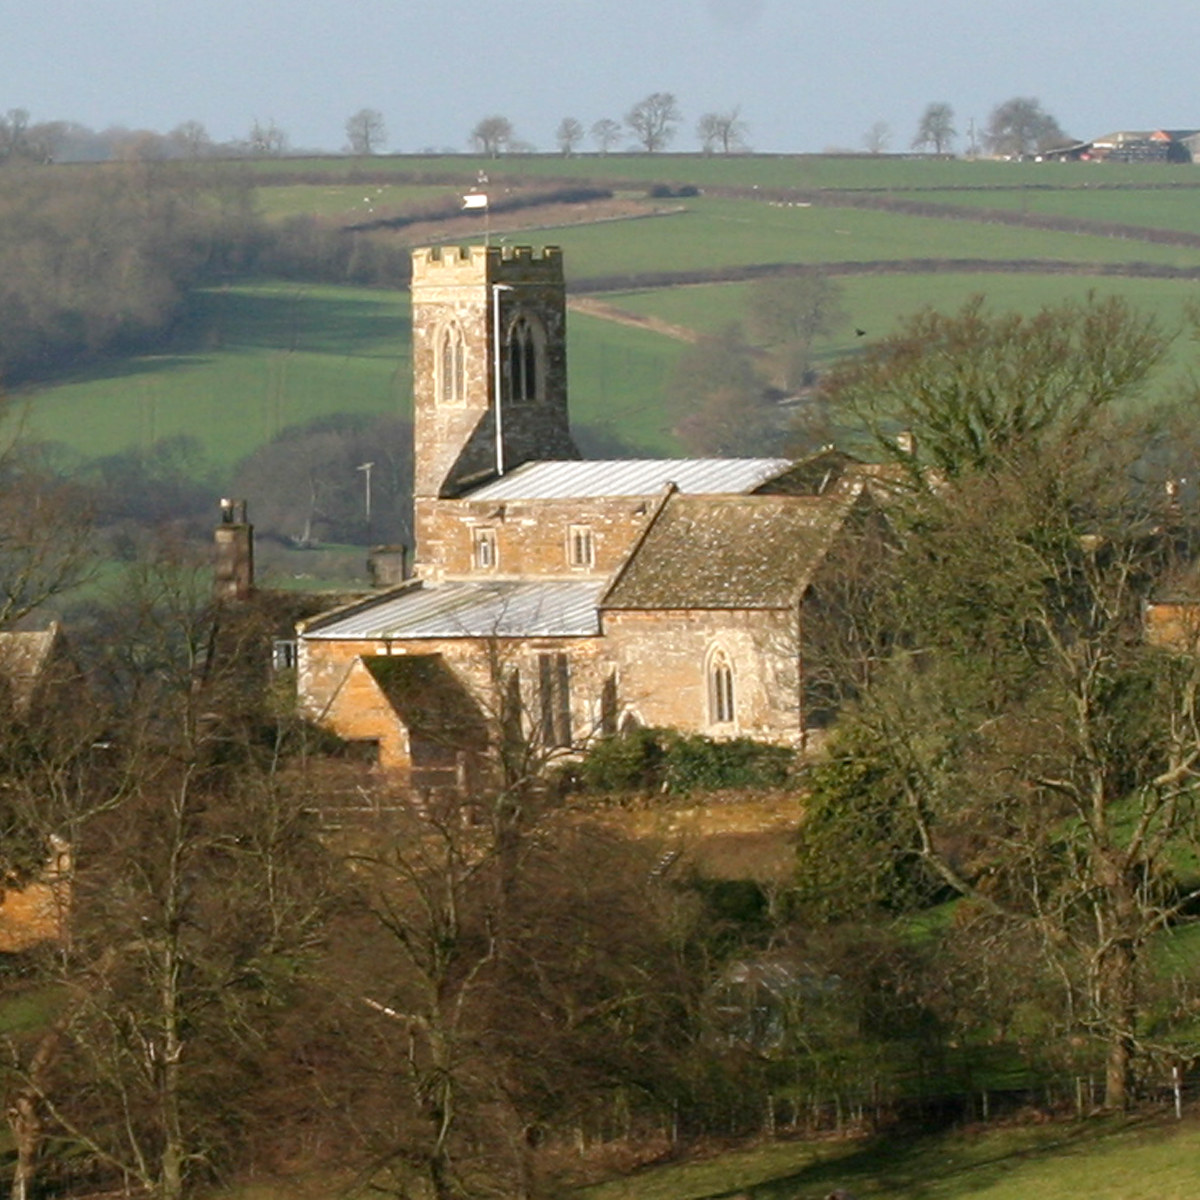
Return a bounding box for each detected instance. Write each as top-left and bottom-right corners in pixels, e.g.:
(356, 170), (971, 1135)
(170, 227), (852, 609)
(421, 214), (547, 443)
(368, 544), (410, 588)
(214, 499), (254, 601)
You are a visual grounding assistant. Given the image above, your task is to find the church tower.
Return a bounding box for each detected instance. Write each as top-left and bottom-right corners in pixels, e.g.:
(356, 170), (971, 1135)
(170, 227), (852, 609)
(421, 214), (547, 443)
(410, 244), (578, 502)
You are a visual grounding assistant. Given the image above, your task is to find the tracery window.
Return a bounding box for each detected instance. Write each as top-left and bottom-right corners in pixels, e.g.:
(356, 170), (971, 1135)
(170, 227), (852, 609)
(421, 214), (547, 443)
(506, 314), (545, 403)
(708, 648), (736, 726)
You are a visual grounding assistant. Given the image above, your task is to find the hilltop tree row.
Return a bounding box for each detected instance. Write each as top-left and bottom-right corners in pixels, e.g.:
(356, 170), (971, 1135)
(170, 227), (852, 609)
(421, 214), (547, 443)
(474, 93), (749, 155)
(910, 96), (1070, 157)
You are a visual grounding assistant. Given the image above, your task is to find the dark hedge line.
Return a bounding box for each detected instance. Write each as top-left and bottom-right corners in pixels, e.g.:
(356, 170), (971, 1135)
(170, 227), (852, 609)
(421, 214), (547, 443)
(343, 185), (614, 233)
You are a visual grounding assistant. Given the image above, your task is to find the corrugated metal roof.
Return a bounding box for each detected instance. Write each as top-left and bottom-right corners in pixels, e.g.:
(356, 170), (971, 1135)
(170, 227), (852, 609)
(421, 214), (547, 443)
(304, 580), (602, 640)
(465, 458), (791, 501)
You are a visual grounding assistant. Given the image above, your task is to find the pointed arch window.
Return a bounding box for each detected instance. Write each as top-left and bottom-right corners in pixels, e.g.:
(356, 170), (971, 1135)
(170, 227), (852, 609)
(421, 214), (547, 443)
(438, 322), (465, 404)
(707, 648), (736, 726)
(506, 314), (545, 403)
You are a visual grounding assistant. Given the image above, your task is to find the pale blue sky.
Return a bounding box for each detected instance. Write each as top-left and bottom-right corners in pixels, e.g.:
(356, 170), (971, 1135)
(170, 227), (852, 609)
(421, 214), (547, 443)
(3, 0), (1197, 154)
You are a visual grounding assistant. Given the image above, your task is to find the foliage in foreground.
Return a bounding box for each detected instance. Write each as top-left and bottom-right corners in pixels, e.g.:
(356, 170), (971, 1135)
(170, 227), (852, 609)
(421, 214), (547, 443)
(796, 293), (1200, 1112)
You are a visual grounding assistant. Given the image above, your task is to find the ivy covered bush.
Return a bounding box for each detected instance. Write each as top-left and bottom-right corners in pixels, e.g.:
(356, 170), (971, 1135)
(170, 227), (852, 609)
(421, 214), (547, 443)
(578, 727), (794, 794)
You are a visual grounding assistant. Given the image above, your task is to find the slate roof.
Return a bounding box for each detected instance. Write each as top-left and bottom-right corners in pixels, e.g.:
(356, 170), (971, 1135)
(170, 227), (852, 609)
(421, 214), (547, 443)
(602, 485), (863, 611)
(465, 458), (791, 501)
(303, 579), (602, 640)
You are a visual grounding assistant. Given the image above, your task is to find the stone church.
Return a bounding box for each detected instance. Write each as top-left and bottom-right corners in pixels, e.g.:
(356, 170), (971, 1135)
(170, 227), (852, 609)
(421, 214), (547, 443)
(295, 243), (880, 788)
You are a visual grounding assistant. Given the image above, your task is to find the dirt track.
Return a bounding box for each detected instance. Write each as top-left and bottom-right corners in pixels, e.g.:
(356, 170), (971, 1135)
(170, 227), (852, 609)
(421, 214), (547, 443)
(566, 297), (700, 342)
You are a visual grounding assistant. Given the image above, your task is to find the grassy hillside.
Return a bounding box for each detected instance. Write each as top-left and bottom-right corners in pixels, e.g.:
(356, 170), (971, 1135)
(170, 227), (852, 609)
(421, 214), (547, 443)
(246, 152), (1200, 193)
(915, 186), (1200, 234)
(9, 281), (687, 472)
(13, 152), (1200, 485)
(537, 197), (1200, 280)
(10, 283), (412, 469)
(575, 1114), (1200, 1200)
(255, 182), (459, 222)
(604, 273), (1200, 381)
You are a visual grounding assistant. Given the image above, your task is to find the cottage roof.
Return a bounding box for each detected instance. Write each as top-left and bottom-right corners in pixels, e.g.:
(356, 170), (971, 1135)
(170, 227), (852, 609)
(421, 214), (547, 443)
(464, 458), (791, 501)
(601, 484), (863, 611)
(303, 579), (602, 640)
(0, 625), (62, 712)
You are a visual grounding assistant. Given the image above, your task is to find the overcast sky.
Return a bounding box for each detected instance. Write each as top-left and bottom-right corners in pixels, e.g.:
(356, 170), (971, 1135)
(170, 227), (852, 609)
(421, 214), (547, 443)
(4, 0), (1197, 155)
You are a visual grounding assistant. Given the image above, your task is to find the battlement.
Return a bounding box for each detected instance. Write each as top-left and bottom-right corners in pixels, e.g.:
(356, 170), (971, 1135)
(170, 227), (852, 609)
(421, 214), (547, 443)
(411, 244), (563, 287)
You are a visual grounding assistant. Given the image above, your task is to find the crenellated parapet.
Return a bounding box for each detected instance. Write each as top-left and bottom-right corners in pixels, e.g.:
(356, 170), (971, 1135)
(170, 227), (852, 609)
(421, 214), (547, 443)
(411, 244), (563, 288)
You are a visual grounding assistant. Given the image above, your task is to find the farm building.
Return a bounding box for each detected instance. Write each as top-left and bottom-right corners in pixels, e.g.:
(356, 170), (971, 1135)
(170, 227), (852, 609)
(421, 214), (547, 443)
(1044, 129), (1200, 162)
(295, 244), (885, 788)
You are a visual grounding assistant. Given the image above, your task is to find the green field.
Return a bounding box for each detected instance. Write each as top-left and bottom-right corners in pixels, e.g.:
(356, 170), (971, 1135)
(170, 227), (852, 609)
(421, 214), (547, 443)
(915, 185), (1200, 235)
(253, 182), (460, 221)
(15, 153), (1200, 479)
(525, 196), (1200, 282)
(10, 283), (411, 470)
(575, 1115), (1200, 1200)
(238, 152), (1200, 193)
(9, 282), (687, 473)
(604, 273), (1200, 379)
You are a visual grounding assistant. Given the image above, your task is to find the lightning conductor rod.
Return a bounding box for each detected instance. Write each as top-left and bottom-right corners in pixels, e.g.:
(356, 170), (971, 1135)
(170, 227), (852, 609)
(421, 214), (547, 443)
(492, 282), (514, 477)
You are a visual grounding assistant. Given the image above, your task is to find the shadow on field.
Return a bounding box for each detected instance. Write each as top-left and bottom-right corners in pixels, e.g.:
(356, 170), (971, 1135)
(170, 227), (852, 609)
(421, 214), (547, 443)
(706, 1119), (1142, 1200)
(32, 354), (216, 386)
(11, 285), (411, 393)
(178, 286), (408, 357)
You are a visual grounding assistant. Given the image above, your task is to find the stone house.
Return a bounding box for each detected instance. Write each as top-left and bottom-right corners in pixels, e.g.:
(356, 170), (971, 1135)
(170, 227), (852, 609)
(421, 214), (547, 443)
(0, 626), (76, 951)
(296, 244), (881, 787)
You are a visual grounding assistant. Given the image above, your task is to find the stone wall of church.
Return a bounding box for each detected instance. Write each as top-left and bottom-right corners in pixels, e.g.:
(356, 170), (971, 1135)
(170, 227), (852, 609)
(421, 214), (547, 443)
(602, 608), (803, 745)
(413, 494), (653, 581)
(298, 633), (612, 772)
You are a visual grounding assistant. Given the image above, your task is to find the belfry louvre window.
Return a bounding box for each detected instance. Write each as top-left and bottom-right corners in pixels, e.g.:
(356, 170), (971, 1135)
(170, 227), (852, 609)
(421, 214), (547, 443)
(568, 524), (594, 569)
(538, 652), (572, 747)
(439, 323), (465, 403)
(708, 651), (735, 725)
(472, 527), (497, 570)
(507, 315), (541, 402)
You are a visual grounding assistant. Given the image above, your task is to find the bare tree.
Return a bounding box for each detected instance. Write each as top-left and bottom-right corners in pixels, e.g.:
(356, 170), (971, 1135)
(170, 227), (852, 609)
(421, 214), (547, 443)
(0, 443), (92, 630)
(554, 116), (584, 155)
(590, 117), (622, 154)
(345, 787), (699, 1199)
(0, 109), (30, 161)
(670, 324), (781, 456)
(745, 271), (847, 388)
(625, 92), (681, 153)
(911, 102), (956, 154)
(246, 118), (288, 156)
(696, 107), (748, 154)
(470, 114), (514, 157)
(166, 119), (212, 159)
(25, 550), (342, 1200)
(862, 120), (891, 155)
(985, 96), (1068, 158)
(345, 107), (387, 155)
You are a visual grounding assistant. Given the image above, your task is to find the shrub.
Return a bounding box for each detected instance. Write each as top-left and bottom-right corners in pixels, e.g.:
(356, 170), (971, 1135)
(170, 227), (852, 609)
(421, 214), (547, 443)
(578, 728), (794, 794)
(662, 733), (793, 792)
(578, 725), (666, 792)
